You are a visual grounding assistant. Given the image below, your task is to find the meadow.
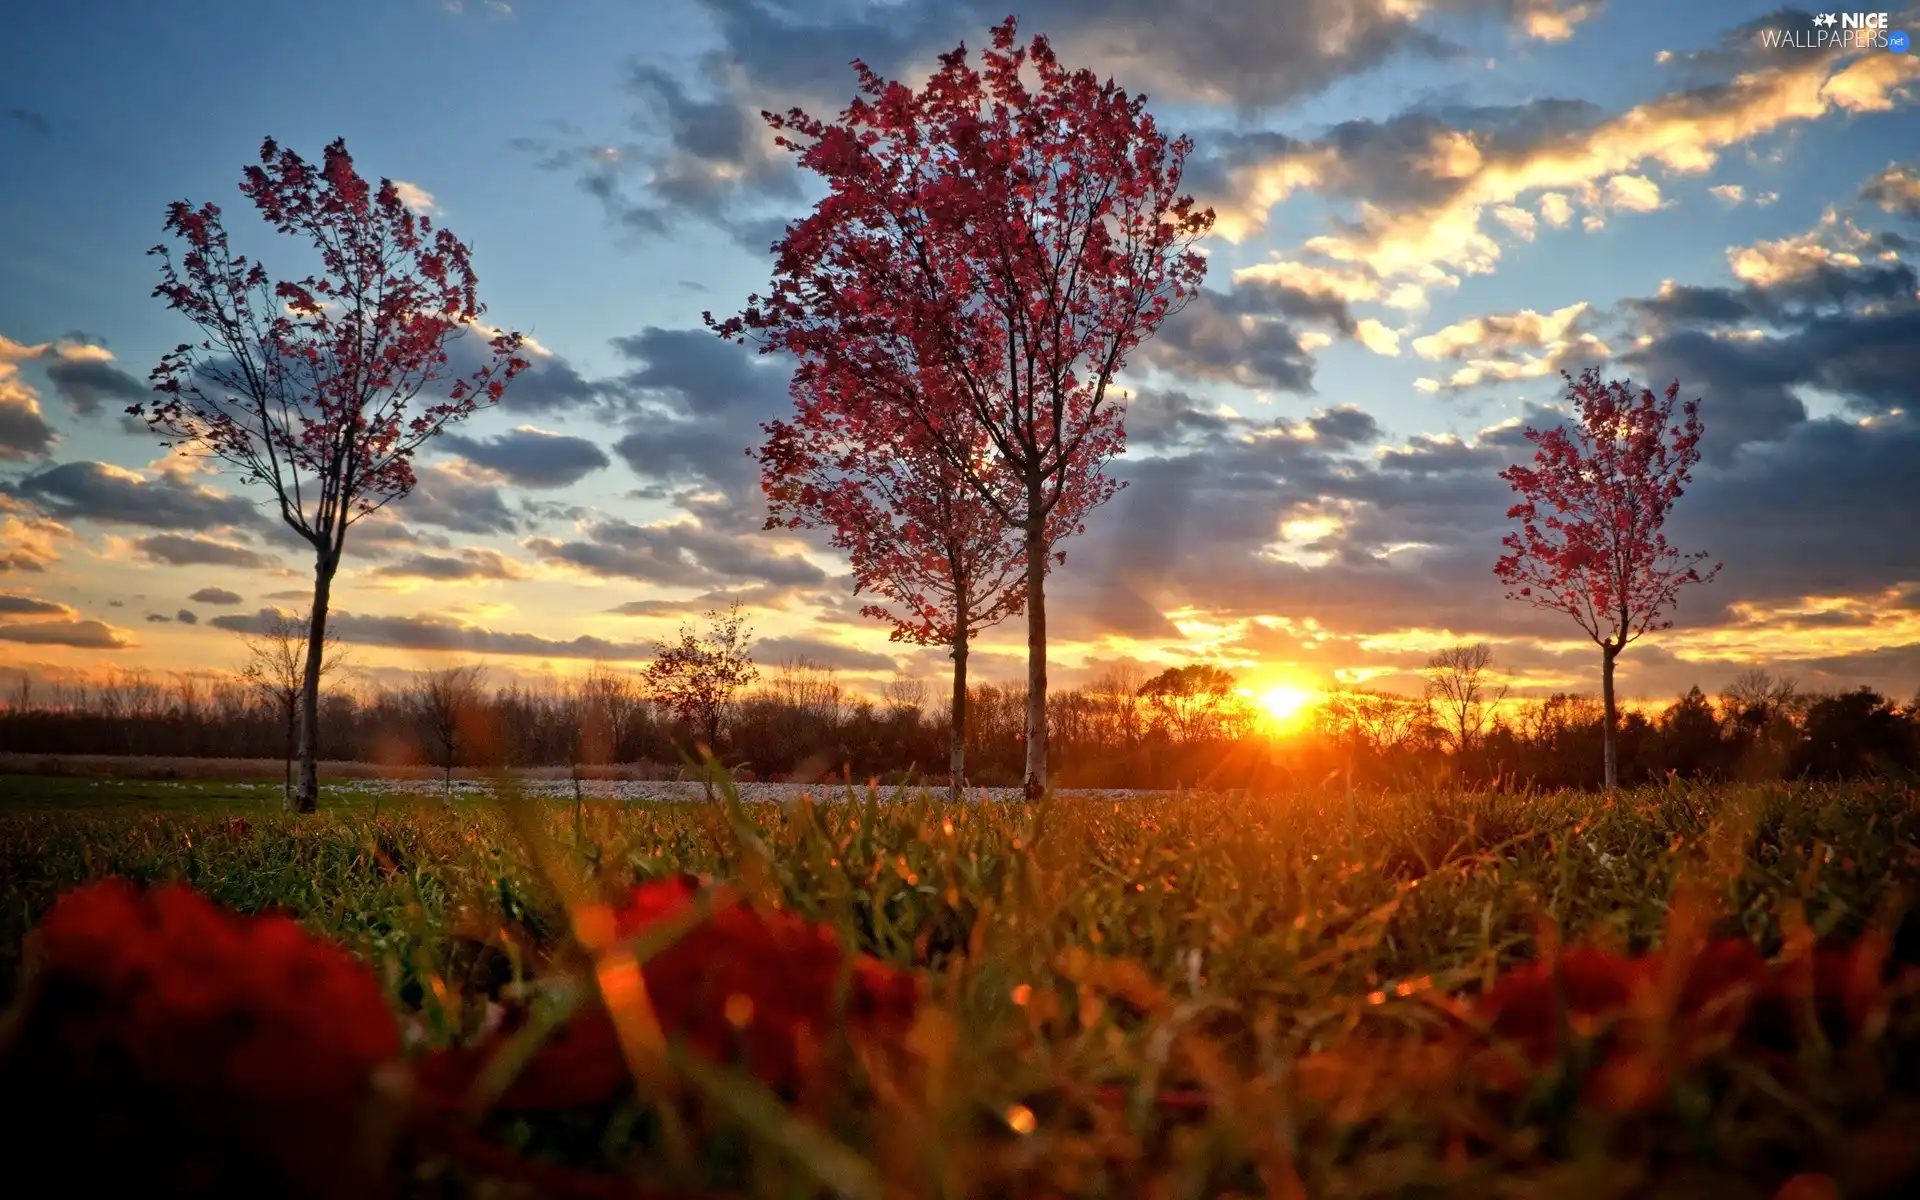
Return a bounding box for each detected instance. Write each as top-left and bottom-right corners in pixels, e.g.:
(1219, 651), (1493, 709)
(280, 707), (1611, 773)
(4, 772), (1919, 1198)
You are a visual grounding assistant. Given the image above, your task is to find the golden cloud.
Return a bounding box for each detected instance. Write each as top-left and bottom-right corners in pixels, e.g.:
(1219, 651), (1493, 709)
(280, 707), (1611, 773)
(1208, 41), (1919, 308)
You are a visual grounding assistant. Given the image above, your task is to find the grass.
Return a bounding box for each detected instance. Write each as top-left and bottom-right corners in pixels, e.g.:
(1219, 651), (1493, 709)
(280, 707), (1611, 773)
(4, 773), (1919, 1197)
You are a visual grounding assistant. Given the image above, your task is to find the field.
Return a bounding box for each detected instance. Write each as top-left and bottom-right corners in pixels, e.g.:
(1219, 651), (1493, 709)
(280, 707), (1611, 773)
(4, 773), (1919, 1198)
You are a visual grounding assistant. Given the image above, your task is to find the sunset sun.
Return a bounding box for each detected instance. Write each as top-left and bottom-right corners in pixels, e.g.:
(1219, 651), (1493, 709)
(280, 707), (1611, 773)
(1258, 684), (1319, 730)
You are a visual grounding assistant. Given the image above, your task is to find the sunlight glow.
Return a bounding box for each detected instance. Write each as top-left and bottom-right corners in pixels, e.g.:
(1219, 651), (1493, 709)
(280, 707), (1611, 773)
(1259, 684), (1319, 730)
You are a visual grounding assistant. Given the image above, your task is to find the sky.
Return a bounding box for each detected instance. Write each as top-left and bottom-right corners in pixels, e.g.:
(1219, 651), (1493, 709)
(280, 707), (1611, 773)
(1, 0), (1917, 710)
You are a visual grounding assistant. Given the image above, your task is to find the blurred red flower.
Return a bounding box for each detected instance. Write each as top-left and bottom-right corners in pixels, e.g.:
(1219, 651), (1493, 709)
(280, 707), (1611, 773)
(0, 879), (404, 1199)
(423, 874), (922, 1111)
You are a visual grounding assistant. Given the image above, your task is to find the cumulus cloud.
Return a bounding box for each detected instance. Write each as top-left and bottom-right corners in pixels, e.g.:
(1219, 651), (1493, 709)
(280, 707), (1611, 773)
(0, 593), (70, 616)
(527, 1), (1603, 249)
(134, 533), (277, 569)
(439, 425), (612, 488)
(1201, 35), (1919, 307)
(601, 327), (793, 517)
(0, 380), (55, 460)
(0, 618), (129, 649)
(9, 460), (260, 531)
(527, 516), (826, 589)
(0, 336), (58, 459)
(1860, 160), (1920, 219)
(1410, 301), (1612, 391)
(391, 180), (438, 214)
(189, 587), (244, 605)
(0, 495), (73, 574)
(389, 462), (520, 535)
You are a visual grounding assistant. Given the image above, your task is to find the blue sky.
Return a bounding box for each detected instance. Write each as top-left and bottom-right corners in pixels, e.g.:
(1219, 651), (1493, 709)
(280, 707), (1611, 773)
(2, 0), (1917, 709)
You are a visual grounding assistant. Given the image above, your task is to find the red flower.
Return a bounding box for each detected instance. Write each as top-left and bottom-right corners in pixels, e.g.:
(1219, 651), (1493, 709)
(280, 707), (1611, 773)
(424, 875), (922, 1111)
(1472, 946), (1652, 1081)
(0, 880), (403, 1199)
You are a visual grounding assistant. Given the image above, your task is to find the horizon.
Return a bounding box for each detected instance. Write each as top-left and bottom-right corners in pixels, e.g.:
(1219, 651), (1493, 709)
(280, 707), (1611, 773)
(2, 0), (1916, 713)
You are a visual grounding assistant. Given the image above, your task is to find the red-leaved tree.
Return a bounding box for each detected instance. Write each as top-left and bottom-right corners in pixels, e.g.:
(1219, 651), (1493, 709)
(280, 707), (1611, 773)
(1494, 368), (1721, 788)
(135, 138), (527, 812)
(760, 382), (1101, 801)
(711, 18), (1213, 798)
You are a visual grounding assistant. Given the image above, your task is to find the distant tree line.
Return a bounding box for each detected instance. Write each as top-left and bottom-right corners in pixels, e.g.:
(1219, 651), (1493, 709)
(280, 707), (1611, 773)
(3, 657), (1915, 790)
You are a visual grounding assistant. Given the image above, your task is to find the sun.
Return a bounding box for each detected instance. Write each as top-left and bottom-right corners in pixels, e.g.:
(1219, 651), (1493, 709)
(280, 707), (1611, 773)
(1258, 684), (1318, 730)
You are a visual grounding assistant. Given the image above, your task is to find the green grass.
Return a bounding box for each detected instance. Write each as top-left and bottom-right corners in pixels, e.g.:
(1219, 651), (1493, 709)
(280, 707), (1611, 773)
(4, 774), (1919, 1197)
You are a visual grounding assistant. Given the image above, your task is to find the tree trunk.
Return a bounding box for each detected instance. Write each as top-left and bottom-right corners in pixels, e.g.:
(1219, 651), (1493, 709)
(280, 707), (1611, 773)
(292, 551), (338, 814)
(949, 629), (969, 805)
(1022, 518), (1049, 801)
(1601, 642), (1620, 791)
(282, 697), (296, 809)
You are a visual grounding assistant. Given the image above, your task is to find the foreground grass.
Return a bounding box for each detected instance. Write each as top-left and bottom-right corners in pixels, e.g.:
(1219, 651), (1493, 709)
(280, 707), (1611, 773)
(4, 775), (1919, 1197)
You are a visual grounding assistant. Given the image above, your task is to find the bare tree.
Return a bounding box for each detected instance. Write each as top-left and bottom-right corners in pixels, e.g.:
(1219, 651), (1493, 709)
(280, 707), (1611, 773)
(572, 664), (645, 770)
(1423, 643), (1508, 756)
(882, 673), (929, 716)
(413, 664), (487, 801)
(767, 656), (845, 728)
(1315, 688), (1433, 758)
(236, 608), (344, 809)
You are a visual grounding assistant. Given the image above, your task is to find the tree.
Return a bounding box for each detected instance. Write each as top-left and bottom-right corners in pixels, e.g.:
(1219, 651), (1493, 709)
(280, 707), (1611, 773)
(1658, 685), (1724, 779)
(234, 608), (344, 807)
(759, 398), (1037, 802)
(1138, 664), (1240, 743)
(1315, 688), (1431, 759)
(134, 137), (528, 812)
(1422, 642), (1508, 756)
(643, 602), (759, 756)
(1495, 368), (1721, 789)
(412, 664), (487, 801)
(712, 18), (1213, 800)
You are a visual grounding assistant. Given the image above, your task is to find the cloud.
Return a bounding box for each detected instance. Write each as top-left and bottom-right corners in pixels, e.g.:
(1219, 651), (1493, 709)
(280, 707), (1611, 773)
(134, 533), (277, 569)
(211, 608), (654, 662)
(0, 594), (70, 616)
(10, 460), (260, 530)
(1201, 33), (1919, 305)
(604, 583), (809, 618)
(44, 353), (146, 417)
(366, 548), (529, 581)
(189, 587), (244, 605)
(754, 635), (897, 674)
(0, 377), (56, 460)
(389, 462), (520, 534)
(4, 108), (50, 135)
(527, 517), (827, 589)
(445, 329), (601, 413)
(692, 0), (1597, 115)
(145, 609), (199, 625)
(391, 180), (438, 214)
(0, 495), (73, 574)
(1619, 204), (1920, 452)
(1410, 301), (1611, 391)
(603, 327), (792, 510)
(1135, 286), (1333, 392)
(439, 425), (612, 488)
(0, 619), (129, 649)
(1860, 160), (1920, 219)
(533, 1), (1602, 249)
(1710, 183), (1745, 206)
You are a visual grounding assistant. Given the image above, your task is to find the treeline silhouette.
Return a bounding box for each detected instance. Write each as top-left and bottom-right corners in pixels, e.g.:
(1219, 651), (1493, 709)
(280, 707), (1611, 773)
(2, 661), (1916, 790)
